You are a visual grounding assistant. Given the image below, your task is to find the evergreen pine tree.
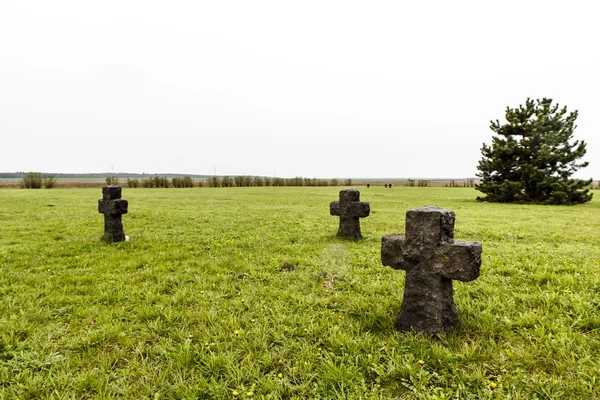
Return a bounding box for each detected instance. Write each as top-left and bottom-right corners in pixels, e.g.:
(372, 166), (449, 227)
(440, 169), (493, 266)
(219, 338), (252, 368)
(476, 98), (592, 205)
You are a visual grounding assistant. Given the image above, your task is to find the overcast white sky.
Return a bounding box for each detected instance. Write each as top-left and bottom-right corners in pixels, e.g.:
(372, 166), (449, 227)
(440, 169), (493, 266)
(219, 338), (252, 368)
(1, 1), (598, 178)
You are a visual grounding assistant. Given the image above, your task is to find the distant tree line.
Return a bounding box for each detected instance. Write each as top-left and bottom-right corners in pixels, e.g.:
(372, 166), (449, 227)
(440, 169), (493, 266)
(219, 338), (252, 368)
(207, 177), (351, 187)
(125, 176), (352, 188)
(1, 172), (214, 179)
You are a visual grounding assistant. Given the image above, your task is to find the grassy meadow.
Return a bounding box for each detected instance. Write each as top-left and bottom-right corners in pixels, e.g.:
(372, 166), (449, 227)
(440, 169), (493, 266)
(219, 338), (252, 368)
(0, 187), (599, 399)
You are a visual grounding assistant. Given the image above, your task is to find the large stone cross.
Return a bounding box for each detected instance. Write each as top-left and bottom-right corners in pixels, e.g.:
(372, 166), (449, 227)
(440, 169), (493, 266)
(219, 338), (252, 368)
(330, 188), (370, 238)
(98, 185), (128, 242)
(381, 206), (481, 334)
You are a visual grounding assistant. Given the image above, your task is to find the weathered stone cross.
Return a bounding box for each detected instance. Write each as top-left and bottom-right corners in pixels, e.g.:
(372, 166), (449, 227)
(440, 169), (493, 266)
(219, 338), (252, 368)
(381, 206), (481, 334)
(98, 185), (128, 242)
(330, 188), (370, 239)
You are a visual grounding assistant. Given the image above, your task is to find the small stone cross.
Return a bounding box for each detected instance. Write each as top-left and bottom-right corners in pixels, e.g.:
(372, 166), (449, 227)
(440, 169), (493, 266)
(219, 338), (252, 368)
(381, 206), (481, 334)
(330, 188), (370, 238)
(98, 185), (128, 242)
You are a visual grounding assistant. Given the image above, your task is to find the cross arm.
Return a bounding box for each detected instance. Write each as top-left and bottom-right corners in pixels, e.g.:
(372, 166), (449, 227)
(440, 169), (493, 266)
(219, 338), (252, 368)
(348, 202), (370, 218)
(98, 199), (128, 215)
(434, 240), (481, 282)
(381, 234), (408, 270)
(330, 201), (341, 216)
(98, 199), (107, 214)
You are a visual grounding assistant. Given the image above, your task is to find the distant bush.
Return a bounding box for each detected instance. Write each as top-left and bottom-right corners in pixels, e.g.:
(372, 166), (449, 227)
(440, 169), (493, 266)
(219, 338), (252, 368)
(221, 177), (234, 187)
(417, 180), (430, 187)
(127, 178), (140, 188)
(141, 178), (153, 188)
(22, 172), (43, 189)
(43, 174), (57, 188)
(287, 177), (302, 186)
(140, 176), (169, 188)
(252, 176), (264, 187)
(106, 176), (119, 185)
(406, 179), (415, 187)
(156, 177), (170, 188)
(208, 177), (220, 187)
(172, 176), (194, 188)
(445, 179), (475, 188)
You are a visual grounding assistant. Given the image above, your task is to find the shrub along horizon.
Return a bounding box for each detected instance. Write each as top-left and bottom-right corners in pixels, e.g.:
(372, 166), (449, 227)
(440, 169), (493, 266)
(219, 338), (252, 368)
(21, 172), (57, 189)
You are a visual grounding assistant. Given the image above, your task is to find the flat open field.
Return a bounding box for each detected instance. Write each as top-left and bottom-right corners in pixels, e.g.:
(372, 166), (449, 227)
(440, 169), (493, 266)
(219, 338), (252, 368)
(1, 187), (599, 399)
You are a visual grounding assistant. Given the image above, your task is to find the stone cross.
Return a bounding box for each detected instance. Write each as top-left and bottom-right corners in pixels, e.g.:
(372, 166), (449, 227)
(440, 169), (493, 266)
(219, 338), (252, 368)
(98, 185), (128, 242)
(381, 206), (481, 334)
(330, 188), (370, 238)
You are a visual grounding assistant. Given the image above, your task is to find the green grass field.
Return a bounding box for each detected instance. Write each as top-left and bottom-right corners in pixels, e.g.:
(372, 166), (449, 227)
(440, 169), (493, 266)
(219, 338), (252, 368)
(1, 187), (599, 399)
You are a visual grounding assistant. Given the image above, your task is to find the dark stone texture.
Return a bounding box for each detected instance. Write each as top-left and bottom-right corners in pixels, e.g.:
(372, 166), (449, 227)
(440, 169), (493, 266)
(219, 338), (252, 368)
(98, 185), (128, 242)
(381, 206), (481, 334)
(330, 188), (370, 239)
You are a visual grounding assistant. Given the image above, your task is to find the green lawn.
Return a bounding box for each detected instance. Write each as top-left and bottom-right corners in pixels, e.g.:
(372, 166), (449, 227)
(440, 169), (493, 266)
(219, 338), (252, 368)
(1, 187), (599, 399)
